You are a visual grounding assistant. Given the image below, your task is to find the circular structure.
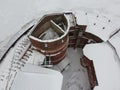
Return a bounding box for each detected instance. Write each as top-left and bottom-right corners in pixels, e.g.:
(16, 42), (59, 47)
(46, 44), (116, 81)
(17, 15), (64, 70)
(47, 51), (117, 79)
(29, 13), (70, 64)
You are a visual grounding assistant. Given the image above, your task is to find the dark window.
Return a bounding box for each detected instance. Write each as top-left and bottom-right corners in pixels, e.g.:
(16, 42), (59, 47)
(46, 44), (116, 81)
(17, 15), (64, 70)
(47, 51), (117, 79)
(69, 32), (74, 36)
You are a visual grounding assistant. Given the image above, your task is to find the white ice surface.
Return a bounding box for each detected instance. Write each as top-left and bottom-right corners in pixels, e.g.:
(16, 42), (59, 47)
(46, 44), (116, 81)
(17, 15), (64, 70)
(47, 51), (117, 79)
(83, 43), (120, 90)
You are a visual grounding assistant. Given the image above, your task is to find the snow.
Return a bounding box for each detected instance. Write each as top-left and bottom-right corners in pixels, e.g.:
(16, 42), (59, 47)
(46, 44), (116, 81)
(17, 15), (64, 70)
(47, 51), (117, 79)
(1, 0), (120, 90)
(39, 28), (59, 40)
(11, 64), (63, 90)
(0, 48), (14, 90)
(1, 0), (120, 42)
(0, 35), (33, 90)
(85, 13), (119, 41)
(73, 10), (119, 41)
(74, 10), (88, 25)
(109, 30), (120, 59)
(53, 48), (90, 90)
(27, 50), (45, 65)
(83, 43), (120, 90)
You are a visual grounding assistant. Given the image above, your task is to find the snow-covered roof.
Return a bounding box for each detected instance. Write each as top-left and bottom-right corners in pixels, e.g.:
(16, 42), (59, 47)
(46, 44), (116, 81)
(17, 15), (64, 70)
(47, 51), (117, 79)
(11, 64), (63, 90)
(71, 11), (119, 41)
(109, 30), (120, 59)
(74, 11), (88, 25)
(85, 13), (118, 41)
(83, 43), (120, 90)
